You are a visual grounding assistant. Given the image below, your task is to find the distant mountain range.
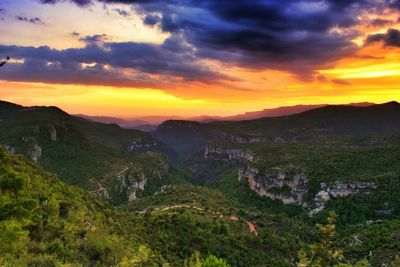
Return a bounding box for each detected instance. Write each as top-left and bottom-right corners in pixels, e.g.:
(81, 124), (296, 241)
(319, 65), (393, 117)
(154, 101), (400, 155)
(76, 102), (375, 131)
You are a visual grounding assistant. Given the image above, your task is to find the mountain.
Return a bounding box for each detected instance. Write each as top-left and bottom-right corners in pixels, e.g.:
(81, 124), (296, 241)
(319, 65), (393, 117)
(0, 148), (241, 265)
(75, 102), (375, 129)
(152, 101), (400, 266)
(75, 114), (149, 128)
(75, 114), (183, 132)
(218, 102), (374, 121)
(1, 100), (400, 266)
(155, 102), (400, 155)
(0, 101), (179, 205)
(2, 148), (397, 266)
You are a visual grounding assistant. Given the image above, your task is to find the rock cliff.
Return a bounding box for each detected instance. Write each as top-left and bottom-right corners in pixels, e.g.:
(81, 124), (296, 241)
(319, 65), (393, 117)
(238, 167), (308, 205)
(204, 145), (254, 162)
(98, 154), (170, 204)
(310, 181), (377, 215)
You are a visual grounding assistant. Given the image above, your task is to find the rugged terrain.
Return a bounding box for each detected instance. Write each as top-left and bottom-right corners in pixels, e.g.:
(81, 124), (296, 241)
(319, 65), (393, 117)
(1, 100), (400, 266)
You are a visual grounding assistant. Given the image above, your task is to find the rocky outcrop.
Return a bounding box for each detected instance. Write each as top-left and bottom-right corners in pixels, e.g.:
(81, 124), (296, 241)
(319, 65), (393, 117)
(205, 146), (254, 162)
(28, 144), (42, 163)
(273, 136), (297, 143)
(310, 181), (377, 215)
(229, 136), (266, 143)
(103, 157), (170, 203)
(126, 138), (157, 151)
(5, 145), (16, 155)
(321, 181), (377, 197)
(239, 167), (308, 205)
(113, 167), (148, 201)
(48, 124), (57, 141)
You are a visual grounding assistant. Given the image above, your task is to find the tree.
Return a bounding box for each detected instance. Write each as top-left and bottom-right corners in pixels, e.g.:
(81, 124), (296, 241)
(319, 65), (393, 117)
(297, 212), (369, 267)
(184, 252), (230, 267)
(0, 172), (25, 197)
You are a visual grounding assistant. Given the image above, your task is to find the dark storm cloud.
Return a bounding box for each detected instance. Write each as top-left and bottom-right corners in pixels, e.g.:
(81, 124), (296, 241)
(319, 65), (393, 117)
(112, 8), (130, 17)
(79, 34), (110, 45)
(16, 16), (45, 24)
(0, 36), (233, 86)
(28, 0), (400, 85)
(366, 28), (400, 47)
(39, 0), (92, 7)
(143, 14), (160, 26)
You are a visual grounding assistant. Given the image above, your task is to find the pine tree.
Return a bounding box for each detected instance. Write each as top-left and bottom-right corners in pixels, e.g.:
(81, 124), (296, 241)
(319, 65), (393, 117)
(297, 212), (369, 267)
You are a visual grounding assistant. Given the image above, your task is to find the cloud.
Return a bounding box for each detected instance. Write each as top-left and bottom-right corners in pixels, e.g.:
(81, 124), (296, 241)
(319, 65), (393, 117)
(112, 8), (130, 17)
(369, 18), (391, 27)
(0, 34), (233, 88)
(79, 34), (111, 45)
(39, 0), (91, 7)
(143, 14), (160, 26)
(331, 78), (351, 85)
(16, 16), (45, 25)
(27, 0), (400, 82)
(366, 28), (400, 47)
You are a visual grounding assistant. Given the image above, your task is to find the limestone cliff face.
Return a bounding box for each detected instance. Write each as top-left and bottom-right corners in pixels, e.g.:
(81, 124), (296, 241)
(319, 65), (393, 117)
(126, 138), (158, 151)
(204, 145), (254, 162)
(48, 124), (57, 141)
(310, 181), (377, 215)
(101, 156), (170, 203)
(238, 166), (377, 212)
(5, 145), (15, 155)
(28, 144), (42, 163)
(239, 167), (308, 206)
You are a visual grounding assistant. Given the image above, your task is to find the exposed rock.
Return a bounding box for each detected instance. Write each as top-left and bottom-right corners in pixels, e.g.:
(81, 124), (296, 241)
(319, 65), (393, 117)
(229, 135), (266, 143)
(273, 137), (285, 143)
(5, 144), (16, 155)
(48, 124), (57, 141)
(126, 138), (157, 151)
(310, 181), (377, 215)
(322, 181), (377, 197)
(310, 191), (330, 215)
(28, 144), (42, 163)
(128, 191), (137, 201)
(205, 145), (254, 162)
(239, 167), (308, 205)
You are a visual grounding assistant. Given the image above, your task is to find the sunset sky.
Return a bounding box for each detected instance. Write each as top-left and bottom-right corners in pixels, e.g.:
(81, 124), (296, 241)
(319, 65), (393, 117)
(0, 0), (399, 117)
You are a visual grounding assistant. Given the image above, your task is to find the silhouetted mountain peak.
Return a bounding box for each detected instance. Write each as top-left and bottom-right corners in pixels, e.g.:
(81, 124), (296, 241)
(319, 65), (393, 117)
(0, 100), (23, 111)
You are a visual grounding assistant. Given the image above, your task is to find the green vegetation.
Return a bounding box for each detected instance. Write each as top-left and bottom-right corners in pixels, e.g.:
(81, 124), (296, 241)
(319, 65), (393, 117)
(297, 212), (369, 267)
(0, 148), (238, 266)
(0, 101), (178, 203)
(1, 101), (400, 266)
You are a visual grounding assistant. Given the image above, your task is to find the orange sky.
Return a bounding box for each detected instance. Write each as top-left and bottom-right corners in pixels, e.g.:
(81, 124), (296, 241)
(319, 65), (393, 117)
(0, 0), (399, 117)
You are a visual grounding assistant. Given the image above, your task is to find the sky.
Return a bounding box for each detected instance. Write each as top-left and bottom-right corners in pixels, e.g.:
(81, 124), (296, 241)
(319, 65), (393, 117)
(0, 0), (399, 117)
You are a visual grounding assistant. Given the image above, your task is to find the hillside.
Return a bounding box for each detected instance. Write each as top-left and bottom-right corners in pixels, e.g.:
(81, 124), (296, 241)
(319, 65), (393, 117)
(209, 101), (400, 137)
(1, 148), (251, 266)
(75, 102), (375, 128)
(0, 101), (179, 205)
(0, 100), (399, 266)
(155, 102), (400, 155)
(2, 149), (399, 266)
(151, 102), (400, 266)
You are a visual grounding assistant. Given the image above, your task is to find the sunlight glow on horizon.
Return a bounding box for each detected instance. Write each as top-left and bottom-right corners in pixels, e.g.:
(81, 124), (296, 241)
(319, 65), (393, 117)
(0, 0), (399, 117)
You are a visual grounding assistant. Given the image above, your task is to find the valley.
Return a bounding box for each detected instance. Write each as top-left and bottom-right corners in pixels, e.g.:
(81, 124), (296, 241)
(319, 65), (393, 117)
(0, 101), (399, 266)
